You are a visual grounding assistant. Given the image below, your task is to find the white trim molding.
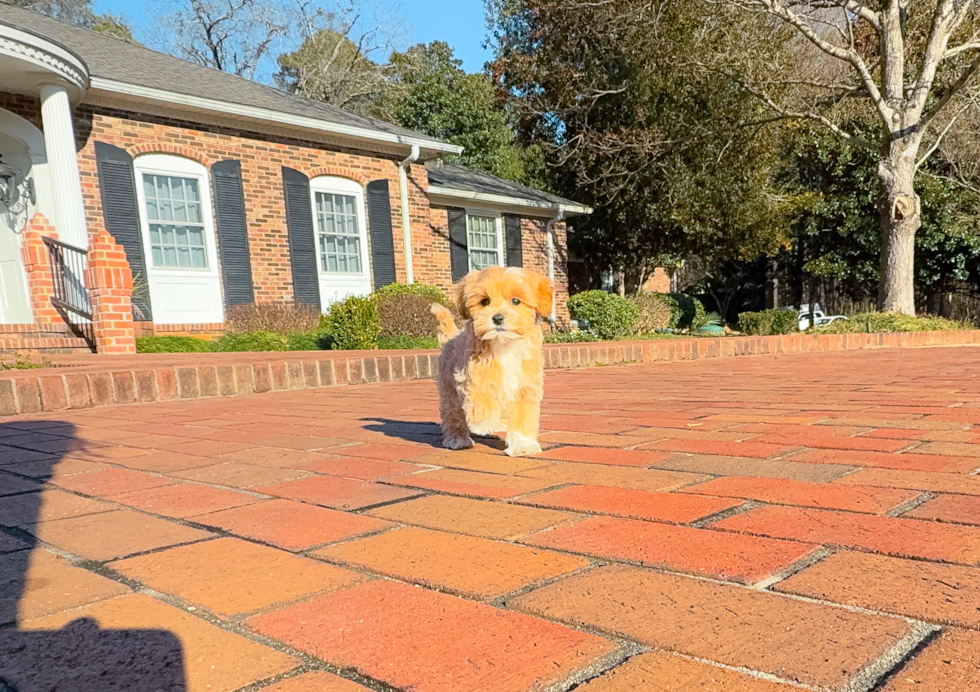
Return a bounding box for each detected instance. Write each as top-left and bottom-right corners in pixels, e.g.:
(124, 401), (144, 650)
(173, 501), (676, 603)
(428, 185), (592, 217)
(87, 77), (464, 159)
(0, 23), (89, 100)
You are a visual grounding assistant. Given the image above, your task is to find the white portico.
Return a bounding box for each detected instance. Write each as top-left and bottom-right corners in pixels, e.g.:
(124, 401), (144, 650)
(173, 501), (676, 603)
(0, 21), (89, 323)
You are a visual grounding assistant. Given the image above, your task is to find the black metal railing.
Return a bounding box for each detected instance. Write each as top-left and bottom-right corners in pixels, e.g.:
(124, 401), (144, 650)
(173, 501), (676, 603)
(43, 236), (92, 321)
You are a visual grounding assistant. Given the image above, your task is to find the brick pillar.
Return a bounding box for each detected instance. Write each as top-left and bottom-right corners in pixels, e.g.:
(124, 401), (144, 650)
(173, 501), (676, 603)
(84, 230), (137, 354)
(20, 213), (62, 325)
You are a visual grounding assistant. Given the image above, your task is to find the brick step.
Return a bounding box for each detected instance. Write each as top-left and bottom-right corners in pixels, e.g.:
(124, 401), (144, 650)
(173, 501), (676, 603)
(2, 329), (979, 416)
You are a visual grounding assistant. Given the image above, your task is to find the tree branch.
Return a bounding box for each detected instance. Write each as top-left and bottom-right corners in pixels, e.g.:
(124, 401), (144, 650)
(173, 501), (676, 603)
(736, 0), (894, 124)
(921, 55), (980, 128)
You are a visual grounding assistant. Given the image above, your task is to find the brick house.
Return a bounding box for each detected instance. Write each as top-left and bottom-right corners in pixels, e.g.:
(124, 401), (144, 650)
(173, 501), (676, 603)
(0, 7), (590, 354)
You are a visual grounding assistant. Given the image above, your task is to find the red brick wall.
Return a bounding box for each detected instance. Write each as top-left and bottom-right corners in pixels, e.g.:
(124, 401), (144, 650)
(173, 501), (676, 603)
(642, 267), (671, 294)
(73, 105), (432, 304)
(427, 205), (571, 323)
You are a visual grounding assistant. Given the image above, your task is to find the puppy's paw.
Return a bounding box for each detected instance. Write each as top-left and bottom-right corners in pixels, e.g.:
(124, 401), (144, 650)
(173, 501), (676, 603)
(504, 433), (542, 457)
(468, 422), (496, 437)
(443, 434), (474, 450)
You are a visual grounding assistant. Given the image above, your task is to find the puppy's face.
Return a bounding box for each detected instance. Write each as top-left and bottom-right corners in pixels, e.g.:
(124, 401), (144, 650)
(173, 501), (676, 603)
(456, 267), (553, 342)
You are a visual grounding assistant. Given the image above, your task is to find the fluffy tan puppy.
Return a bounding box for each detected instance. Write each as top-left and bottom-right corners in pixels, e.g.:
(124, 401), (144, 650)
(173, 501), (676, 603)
(430, 267), (552, 457)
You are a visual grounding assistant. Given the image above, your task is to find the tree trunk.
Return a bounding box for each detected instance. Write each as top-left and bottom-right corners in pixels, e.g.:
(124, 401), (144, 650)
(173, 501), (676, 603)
(877, 138), (922, 315)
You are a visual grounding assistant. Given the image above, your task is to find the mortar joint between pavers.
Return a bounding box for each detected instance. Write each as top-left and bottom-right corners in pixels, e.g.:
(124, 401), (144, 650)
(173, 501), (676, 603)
(688, 500), (762, 529)
(845, 621), (941, 692)
(885, 491), (936, 518)
(753, 546), (835, 591)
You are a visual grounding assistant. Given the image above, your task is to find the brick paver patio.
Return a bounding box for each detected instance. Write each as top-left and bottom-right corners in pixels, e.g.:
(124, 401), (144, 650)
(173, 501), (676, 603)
(2, 346), (980, 691)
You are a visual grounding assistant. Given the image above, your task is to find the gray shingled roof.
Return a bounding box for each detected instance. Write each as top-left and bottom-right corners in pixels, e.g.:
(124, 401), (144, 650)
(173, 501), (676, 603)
(426, 161), (587, 214)
(0, 5), (451, 149)
(426, 162), (590, 213)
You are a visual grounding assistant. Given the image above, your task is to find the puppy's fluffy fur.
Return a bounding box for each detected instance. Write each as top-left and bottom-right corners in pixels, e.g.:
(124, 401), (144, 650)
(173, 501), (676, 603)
(431, 267), (552, 457)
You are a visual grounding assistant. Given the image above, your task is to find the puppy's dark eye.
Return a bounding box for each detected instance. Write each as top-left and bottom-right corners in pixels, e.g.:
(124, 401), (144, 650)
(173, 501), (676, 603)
(511, 298), (521, 305)
(480, 298), (491, 307)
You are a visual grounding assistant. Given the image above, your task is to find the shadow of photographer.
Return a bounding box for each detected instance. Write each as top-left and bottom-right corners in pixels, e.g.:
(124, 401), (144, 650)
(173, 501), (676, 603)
(0, 421), (186, 692)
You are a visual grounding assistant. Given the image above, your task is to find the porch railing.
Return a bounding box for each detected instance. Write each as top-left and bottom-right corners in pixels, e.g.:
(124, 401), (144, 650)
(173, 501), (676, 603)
(43, 236), (92, 321)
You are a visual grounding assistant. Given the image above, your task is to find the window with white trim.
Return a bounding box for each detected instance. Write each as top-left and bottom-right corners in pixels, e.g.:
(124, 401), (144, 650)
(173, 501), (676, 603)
(467, 213), (501, 270)
(142, 173), (209, 269)
(315, 190), (362, 273)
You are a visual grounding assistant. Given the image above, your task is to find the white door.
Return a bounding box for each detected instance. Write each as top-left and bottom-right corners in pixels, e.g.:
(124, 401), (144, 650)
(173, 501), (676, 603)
(310, 176), (372, 309)
(134, 155), (224, 325)
(0, 137), (33, 325)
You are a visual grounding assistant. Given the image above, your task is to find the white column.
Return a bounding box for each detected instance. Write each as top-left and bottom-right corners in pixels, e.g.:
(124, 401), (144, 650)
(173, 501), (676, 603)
(39, 84), (88, 249)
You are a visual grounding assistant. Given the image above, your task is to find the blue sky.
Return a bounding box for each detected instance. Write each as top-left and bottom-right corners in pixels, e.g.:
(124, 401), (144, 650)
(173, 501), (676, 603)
(92, 0), (493, 73)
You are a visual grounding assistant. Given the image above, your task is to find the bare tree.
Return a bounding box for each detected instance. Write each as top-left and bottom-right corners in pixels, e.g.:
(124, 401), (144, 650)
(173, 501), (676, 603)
(275, 1), (405, 116)
(3, 0), (96, 25)
(154, 0), (293, 79)
(720, 0), (980, 314)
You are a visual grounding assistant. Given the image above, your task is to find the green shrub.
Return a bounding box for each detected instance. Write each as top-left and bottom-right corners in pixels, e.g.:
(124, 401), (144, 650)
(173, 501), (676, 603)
(377, 292), (441, 339)
(632, 293), (679, 332)
(214, 331), (288, 352)
(374, 282), (451, 306)
(377, 335), (439, 350)
(567, 290), (640, 340)
(738, 309), (799, 335)
(544, 329), (600, 343)
(814, 311), (970, 334)
(669, 293), (707, 330)
(324, 295), (380, 350)
(285, 331), (325, 351)
(136, 336), (214, 353)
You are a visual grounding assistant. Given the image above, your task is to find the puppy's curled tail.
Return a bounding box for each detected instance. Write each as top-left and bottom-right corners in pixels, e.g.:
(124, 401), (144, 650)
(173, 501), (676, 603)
(430, 303), (459, 346)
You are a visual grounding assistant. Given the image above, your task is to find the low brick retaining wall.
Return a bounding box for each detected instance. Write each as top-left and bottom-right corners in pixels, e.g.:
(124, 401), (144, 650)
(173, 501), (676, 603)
(2, 330), (979, 416)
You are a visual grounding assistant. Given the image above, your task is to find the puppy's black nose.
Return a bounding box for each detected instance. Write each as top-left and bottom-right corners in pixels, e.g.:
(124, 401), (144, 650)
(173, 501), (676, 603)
(492, 313), (505, 326)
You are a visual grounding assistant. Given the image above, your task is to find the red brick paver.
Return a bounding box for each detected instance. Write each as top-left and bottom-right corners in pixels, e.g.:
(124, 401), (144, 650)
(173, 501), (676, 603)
(515, 564), (911, 689)
(7, 346), (980, 691)
(247, 580), (617, 692)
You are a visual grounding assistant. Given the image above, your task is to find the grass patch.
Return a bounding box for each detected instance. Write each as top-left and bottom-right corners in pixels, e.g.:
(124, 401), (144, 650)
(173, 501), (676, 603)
(813, 311), (971, 334)
(0, 356), (49, 370)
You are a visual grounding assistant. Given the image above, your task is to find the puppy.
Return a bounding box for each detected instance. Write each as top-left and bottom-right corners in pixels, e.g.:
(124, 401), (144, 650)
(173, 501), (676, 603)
(430, 267), (552, 457)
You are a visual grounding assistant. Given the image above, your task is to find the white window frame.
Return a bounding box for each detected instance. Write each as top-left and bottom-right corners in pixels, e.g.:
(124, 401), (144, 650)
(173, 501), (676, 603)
(309, 176), (369, 279)
(133, 155), (220, 277)
(465, 210), (504, 271)
(133, 154), (223, 325)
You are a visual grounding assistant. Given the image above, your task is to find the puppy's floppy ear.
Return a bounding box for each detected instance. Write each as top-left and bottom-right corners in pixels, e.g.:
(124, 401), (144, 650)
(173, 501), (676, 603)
(452, 275), (471, 319)
(530, 271), (553, 318)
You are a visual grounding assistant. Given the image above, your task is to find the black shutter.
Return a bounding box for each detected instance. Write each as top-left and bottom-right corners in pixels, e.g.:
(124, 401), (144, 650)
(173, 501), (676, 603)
(211, 159), (254, 306)
(448, 207), (469, 282)
(366, 179), (396, 289)
(94, 142), (151, 320)
(504, 214), (523, 267)
(281, 167), (320, 307)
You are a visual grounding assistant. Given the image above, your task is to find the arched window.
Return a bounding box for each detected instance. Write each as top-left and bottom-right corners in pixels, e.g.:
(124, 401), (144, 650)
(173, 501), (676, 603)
(133, 154), (223, 324)
(309, 176), (371, 305)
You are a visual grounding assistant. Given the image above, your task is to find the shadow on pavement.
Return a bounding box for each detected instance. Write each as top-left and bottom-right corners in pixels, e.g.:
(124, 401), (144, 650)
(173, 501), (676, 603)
(0, 421), (186, 692)
(359, 417), (506, 451)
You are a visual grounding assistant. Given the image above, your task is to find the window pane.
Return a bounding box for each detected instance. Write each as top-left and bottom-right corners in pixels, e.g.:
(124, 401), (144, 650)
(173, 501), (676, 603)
(315, 190), (362, 273)
(184, 178), (199, 202)
(142, 172), (209, 269)
(468, 215), (499, 269)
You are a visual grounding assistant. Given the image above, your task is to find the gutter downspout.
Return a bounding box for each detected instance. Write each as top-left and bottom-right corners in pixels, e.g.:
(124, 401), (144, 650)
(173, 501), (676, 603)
(398, 144), (421, 284)
(545, 205), (565, 325)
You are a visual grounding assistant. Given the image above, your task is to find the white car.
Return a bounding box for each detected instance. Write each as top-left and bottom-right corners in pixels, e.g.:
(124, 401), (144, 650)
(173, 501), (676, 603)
(793, 303), (848, 330)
